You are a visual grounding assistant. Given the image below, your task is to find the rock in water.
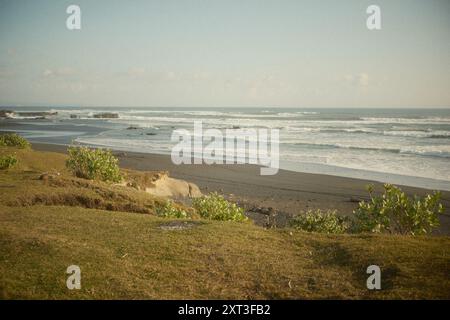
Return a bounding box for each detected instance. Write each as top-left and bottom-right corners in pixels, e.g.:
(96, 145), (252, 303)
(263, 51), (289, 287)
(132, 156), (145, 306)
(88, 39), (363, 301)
(0, 110), (15, 118)
(93, 112), (119, 119)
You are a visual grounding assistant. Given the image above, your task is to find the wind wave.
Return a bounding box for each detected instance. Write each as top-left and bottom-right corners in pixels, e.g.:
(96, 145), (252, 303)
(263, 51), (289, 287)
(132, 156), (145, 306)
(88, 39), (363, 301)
(360, 117), (450, 125)
(294, 142), (450, 158)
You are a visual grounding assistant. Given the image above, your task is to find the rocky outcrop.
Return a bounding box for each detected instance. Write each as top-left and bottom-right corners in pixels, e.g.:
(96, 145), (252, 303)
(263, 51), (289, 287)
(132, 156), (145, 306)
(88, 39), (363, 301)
(144, 174), (202, 198)
(93, 112), (119, 119)
(120, 170), (202, 199)
(0, 110), (14, 118)
(0, 110), (57, 119)
(18, 111), (57, 117)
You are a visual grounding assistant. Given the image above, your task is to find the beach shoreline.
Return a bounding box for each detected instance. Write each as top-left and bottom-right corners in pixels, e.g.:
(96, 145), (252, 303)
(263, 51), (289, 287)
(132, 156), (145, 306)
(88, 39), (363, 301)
(2, 109), (450, 192)
(31, 142), (450, 234)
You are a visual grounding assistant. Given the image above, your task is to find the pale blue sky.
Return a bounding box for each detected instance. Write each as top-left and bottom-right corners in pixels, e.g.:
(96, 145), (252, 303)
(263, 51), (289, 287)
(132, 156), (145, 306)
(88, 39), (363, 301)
(0, 0), (449, 107)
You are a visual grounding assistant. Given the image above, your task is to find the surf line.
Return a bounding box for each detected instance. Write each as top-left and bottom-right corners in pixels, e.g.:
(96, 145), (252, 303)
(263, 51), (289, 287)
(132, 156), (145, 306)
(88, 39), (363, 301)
(170, 121), (279, 175)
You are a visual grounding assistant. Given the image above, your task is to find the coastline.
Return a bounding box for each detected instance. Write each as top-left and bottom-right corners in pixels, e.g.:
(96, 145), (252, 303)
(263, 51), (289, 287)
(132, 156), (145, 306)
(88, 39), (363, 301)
(2, 115), (450, 192)
(31, 142), (450, 234)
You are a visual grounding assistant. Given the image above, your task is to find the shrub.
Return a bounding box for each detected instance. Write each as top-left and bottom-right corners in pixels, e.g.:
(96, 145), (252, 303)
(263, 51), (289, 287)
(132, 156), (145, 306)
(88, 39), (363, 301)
(353, 184), (443, 235)
(156, 200), (189, 219)
(0, 133), (30, 148)
(0, 155), (18, 170)
(290, 209), (350, 234)
(192, 192), (247, 222)
(66, 146), (122, 183)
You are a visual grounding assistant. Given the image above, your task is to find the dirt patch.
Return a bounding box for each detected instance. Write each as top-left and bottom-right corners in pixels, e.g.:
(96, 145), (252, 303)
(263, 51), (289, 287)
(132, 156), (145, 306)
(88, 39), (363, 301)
(159, 221), (203, 230)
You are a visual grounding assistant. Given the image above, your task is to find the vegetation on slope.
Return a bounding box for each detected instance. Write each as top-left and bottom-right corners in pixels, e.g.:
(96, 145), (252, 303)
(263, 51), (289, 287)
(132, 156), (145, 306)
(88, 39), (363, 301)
(0, 133), (30, 148)
(66, 146), (122, 183)
(0, 154), (18, 170)
(0, 205), (448, 299)
(291, 185), (443, 235)
(0, 146), (170, 214)
(0, 137), (449, 299)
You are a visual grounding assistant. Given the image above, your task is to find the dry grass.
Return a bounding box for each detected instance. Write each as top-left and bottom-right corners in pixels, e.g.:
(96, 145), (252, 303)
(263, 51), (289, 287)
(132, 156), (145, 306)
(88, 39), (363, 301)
(0, 145), (449, 299)
(0, 205), (448, 299)
(0, 146), (179, 214)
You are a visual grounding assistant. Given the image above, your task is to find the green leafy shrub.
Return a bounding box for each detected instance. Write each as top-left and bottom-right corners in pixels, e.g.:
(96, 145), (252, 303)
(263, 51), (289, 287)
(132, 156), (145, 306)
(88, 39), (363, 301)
(0, 133), (30, 148)
(290, 209), (350, 234)
(192, 192), (247, 222)
(66, 146), (122, 183)
(156, 200), (189, 219)
(0, 155), (18, 170)
(353, 184), (443, 235)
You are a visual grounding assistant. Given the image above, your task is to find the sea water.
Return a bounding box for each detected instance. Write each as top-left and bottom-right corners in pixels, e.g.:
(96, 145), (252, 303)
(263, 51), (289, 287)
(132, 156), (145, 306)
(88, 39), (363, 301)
(2, 107), (450, 190)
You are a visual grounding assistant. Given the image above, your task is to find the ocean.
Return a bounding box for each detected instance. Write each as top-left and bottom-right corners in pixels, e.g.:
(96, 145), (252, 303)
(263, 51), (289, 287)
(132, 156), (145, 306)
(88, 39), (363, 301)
(1, 107), (450, 190)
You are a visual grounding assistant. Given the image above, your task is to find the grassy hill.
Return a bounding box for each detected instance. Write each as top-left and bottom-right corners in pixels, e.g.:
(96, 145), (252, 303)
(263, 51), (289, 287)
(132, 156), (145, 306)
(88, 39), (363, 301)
(0, 146), (449, 299)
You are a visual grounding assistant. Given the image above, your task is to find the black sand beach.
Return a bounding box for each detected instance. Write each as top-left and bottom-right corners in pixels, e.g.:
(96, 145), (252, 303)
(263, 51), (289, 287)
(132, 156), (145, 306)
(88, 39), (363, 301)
(32, 142), (450, 234)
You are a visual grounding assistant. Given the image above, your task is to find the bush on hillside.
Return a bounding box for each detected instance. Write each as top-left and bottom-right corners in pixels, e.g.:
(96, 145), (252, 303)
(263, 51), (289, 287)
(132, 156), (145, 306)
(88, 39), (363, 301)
(0, 133), (30, 148)
(156, 200), (189, 219)
(66, 146), (122, 183)
(0, 155), (18, 170)
(290, 209), (350, 234)
(192, 192), (247, 222)
(353, 184), (443, 235)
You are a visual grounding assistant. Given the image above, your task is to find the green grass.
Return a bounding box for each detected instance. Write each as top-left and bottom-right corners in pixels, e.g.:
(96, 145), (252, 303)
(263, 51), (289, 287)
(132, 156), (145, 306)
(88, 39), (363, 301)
(0, 146), (175, 215)
(0, 145), (449, 299)
(1, 205), (449, 299)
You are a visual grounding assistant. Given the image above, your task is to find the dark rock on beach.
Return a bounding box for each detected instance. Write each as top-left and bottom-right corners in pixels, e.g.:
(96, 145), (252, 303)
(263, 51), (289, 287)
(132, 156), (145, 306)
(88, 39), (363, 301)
(250, 206), (274, 215)
(349, 197), (364, 203)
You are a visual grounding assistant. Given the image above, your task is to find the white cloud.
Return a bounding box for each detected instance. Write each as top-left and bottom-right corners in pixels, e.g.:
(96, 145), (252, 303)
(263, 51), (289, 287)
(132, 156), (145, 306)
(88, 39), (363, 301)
(42, 67), (76, 78)
(127, 67), (146, 77)
(359, 73), (369, 86)
(342, 72), (370, 87)
(42, 69), (53, 77)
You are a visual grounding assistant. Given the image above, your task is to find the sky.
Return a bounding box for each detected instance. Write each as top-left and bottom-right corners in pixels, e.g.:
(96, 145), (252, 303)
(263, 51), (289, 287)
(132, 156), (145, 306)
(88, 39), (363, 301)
(0, 0), (449, 108)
